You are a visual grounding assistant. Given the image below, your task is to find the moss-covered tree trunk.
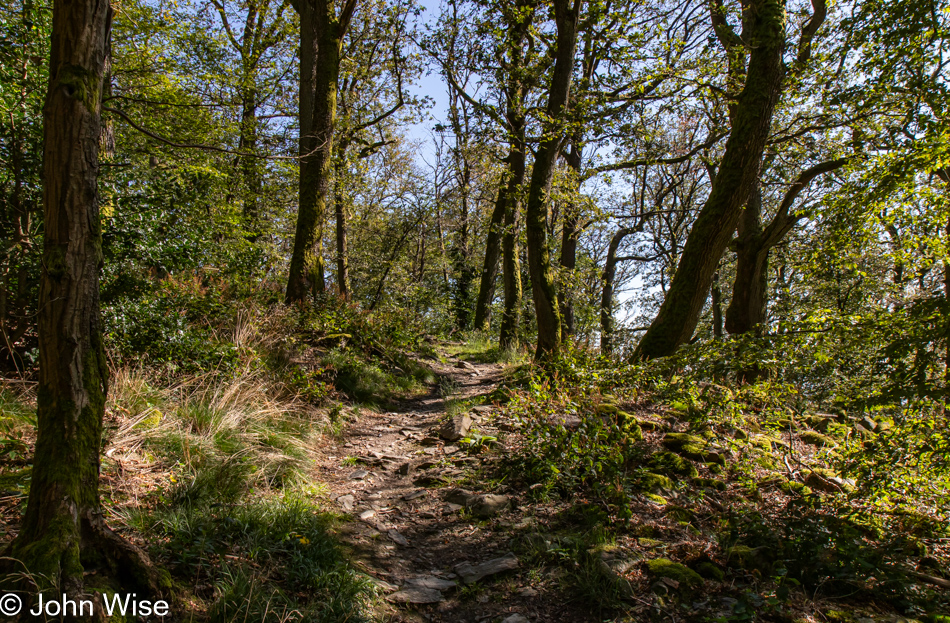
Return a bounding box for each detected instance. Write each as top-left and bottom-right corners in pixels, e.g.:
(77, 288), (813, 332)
(499, 145), (524, 350)
(334, 136), (351, 299)
(472, 184), (506, 331)
(726, 158), (849, 335)
(633, 0), (787, 360)
(287, 0), (354, 303)
(558, 139), (582, 339)
(525, 0), (581, 359)
(8, 0), (166, 601)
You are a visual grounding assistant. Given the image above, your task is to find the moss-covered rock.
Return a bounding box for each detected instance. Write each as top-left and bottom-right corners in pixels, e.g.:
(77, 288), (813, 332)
(640, 472), (673, 493)
(596, 403), (619, 415)
(693, 561), (724, 581)
(732, 428), (749, 440)
(780, 480), (813, 496)
(824, 610), (857, 623)
(800, 430), (835, 447)
(646, 558), (703, 588)
(647, 451), (699, 478)
(662, 433), (726, 465)
(692, 477), (726, 491)
(625, 420), (644, 442)
(725, 545), (775, 573)
(645, 493), (667, 505)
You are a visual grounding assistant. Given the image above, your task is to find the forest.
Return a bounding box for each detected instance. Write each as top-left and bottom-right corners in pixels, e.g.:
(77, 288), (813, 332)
(0, 0), (948, 620)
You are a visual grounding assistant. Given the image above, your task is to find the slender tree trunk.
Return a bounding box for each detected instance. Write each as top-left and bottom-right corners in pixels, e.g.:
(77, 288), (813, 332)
(525, 0), (581, 359)
(558, 139), (582, 339)
(334, 138), (351, 299)
(500, 135), (526, 350)
(8, 0), (166, 598)
(288, 0), (346, 303)
(600, 227), (634, 355)
(239, 86), (262, 239)
(472, 180), (506, 331)
(711, 270), (724, 339)
(633, 0), (786, 360)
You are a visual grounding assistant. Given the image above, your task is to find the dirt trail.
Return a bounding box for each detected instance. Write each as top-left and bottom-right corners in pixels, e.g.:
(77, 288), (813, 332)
(313, 351), (575, 623)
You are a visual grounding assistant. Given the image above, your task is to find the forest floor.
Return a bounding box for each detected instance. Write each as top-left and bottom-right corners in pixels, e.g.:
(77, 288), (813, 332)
(313, 350), (586, 623)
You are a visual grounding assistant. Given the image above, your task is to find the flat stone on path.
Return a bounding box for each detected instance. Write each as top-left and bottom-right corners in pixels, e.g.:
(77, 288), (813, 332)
(455, 552), (519, 584)
(348, 469), (370, 480)
(468, 494), (510, 518)
(359, 510), (376, 521)
(336, 494), (355, 511)
(402, 489), (427, 501)
(388, 529), (409, 546)
(404, 576), (457, 591)
(387, 587), (444, 604)
(440, 414), (473, 441)
(502, 615), (529, 623)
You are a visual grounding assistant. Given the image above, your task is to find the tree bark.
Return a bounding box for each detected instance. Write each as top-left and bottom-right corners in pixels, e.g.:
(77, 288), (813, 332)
(633, 0), (787, 360)
(472, 180), (506, 331)
(726, 158), (849, 335)
(525, 0), (581, 359)
(7, 0), (166, 600)
(558, 139), (582, 339)
(334, 137), (351, 299)
(600, 227), (635, 355)
(287, 0), (354, 303)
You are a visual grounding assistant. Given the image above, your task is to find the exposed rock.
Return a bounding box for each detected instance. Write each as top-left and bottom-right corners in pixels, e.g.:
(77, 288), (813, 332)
(640, 472), (673, 493)
(645, 557), (703, 589)
(800, 431), (836, 447)
(388, 529), (409, 546)
(647, 450), (699, 478)
(336, 494), (355, 511)
(517, 587), (538, 598)
(443, 445), (460, 455)
(857, 415), (878, 432)
(662, 432), (727, 464)
(396, 463), (410, 475)
(440, 414), (473, 441)
(455, 552), (519, 584)
(402, 489), (427, 501)
(471, 405), (493, 416)
(420, 436), (442, 446)
(804, 468), (846, 493)
(348, 469), (370, 480)
(359, 510), (376, 521)
(414, 474), (446, 487)
(443, 488), (474, 505)
(387, 587), (444, 604)
(405, 576), (457, 591)
(725, 545), (775, 573)
(501, 615), (529, 623)
(441, 489), (509, 517)
(468, 493), (510, 518)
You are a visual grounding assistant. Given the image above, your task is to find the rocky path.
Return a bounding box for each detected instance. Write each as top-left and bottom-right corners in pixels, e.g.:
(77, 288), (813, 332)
(313, 352), (556, 623)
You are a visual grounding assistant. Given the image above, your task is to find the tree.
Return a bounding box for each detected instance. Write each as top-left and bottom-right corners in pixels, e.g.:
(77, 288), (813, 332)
(6, 0), (167, 598)
(286, 0), (358, 303)
(525, 0), (581, 358)
(633, 0), (825, 360)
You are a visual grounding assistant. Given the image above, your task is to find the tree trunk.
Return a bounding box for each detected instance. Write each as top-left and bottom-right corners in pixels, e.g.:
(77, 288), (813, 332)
(8, 0), (167, 600)
(525, 0), (581, 359)
(558, 139), (582, 339)
(287, 0), (346, 303)
(334, 137), (351, 299)
(633, 0), (786, 360)
(725, 182), (768, 335)
(711, 270), (724, 339)
(239, 86), (262, 240)
(726, 158), (850, 335)
(600, 227), (635, 355)
(500, 136), (526, 351)
(472, 180), (506, 331)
